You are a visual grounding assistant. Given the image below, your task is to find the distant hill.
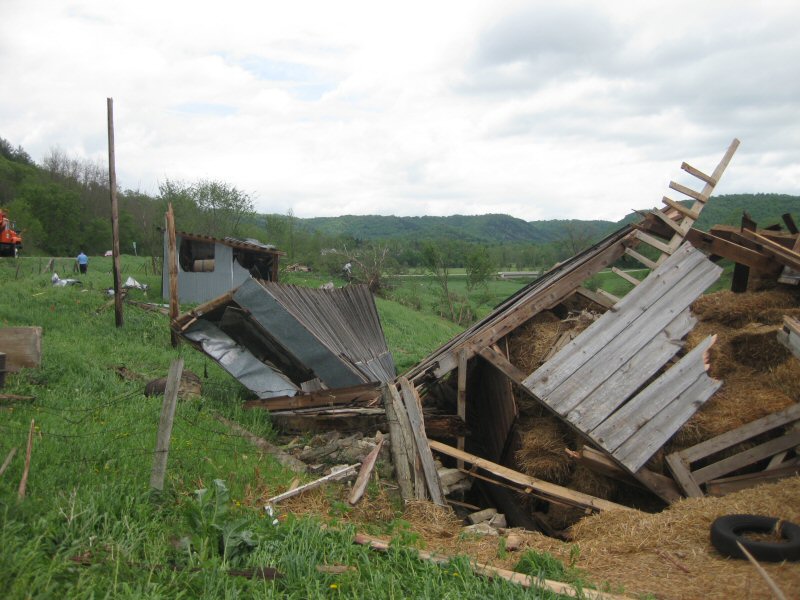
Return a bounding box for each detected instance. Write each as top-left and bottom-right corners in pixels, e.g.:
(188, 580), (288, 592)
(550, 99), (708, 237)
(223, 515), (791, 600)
(299, 213), (616, 244)
(289, 193), (798, 244)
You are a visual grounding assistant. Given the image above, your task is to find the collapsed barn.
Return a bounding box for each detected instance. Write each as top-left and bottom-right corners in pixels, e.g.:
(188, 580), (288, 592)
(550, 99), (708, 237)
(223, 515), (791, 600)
(172, 138), (800, 539)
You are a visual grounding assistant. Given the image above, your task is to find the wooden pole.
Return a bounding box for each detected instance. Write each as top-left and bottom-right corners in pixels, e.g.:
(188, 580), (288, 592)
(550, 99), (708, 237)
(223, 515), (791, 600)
(166, 204), (180, 348)
(150, 358), (183, 491)
(456, 348), (467, 469)
(18, 419), (34, 499)
(107, 98), (124, 327)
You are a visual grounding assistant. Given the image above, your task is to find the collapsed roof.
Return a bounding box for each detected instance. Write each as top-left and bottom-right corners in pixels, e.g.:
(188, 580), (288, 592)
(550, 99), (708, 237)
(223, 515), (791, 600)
(173, 279), (395, 400)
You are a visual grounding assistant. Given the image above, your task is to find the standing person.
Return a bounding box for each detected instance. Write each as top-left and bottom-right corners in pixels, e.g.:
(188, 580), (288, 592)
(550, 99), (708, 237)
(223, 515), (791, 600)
(76, 251), (88, 274)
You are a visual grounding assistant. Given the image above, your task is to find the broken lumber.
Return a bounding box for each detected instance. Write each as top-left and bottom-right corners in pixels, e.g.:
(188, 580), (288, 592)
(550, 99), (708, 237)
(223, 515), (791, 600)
(265, 464), (359, 505)
(214, 415), (307, 474)
(348, 436), (384, 505)
(0, 447), (17, 478)
(0, 394), (35, 404)
(0, 327), (42, 372)
(353, 533), (633, 600)
(429, 440), (631, 513)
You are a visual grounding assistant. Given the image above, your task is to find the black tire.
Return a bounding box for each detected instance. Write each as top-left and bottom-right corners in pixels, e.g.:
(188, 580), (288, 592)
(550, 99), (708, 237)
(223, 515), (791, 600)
(711, 514), (800, 562)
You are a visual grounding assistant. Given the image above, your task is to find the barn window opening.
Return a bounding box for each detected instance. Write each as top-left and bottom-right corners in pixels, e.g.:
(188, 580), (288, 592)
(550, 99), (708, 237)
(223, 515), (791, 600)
(179, 238), (216, 272)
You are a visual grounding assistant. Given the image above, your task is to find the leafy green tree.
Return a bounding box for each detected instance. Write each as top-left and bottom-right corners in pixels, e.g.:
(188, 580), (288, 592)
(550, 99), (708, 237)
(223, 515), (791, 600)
(465, 246), (494, 290)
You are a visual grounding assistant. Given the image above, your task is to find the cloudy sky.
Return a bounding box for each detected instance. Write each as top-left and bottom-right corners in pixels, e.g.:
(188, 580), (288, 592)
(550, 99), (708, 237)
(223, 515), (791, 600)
(1, 0), (798, 222)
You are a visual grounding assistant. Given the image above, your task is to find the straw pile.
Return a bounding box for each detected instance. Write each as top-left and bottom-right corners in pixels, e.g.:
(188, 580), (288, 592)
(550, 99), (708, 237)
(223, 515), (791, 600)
(515, 417), (573, 484)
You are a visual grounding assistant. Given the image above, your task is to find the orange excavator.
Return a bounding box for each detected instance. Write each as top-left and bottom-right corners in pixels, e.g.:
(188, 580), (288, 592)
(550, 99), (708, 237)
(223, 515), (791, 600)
(0, 208), (23, 256)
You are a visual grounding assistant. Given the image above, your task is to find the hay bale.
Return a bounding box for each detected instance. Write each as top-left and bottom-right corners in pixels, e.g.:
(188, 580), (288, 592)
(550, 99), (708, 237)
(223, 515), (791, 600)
(691, 289), (800, 327)
(515, 418), (573, 484)
(729, 325), (792, 372)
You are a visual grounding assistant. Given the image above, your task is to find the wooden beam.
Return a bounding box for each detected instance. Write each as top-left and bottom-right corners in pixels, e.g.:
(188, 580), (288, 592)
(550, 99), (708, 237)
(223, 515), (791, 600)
(782, 213), (798, 234)
(265, 464), (359, 505)
(242, 383), (381, 411)
(669, 181), (708, 203)
(662, 197), (700, 220)
(456, 348), (467, 466)
(0, 327), (42, 372)
(398, 378), (445, 505)
(705, 462), (800, 497)
(382, 385), (414, 500)
(624, 246), (657, 269)
(478, 346), (530, 386)
(428, 440), (632, 512)
(611, 267), (641, 286)
(574, 286), (617, 309)
(649, 208), (689, 237)
(739, 229), (800, 270)
(633, 229), (675, 255)
(681, 161), (717, 186)
(684, 229), (775, 271)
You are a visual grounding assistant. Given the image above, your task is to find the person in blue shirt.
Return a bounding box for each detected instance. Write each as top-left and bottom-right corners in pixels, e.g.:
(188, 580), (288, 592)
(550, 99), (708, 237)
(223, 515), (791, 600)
(76, 251), (89, 274)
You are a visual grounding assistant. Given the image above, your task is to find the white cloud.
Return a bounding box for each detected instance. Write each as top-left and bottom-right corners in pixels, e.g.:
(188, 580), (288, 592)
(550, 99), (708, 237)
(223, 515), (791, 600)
(1, 0), (798, 222)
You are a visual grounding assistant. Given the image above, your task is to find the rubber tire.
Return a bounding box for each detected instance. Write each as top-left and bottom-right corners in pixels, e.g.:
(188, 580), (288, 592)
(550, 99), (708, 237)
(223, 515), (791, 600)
(711, 514), (800, 562)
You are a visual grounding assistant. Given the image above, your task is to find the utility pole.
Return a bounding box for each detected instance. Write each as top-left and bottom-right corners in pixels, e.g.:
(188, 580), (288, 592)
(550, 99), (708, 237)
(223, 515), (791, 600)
(107, 98), (124, 327)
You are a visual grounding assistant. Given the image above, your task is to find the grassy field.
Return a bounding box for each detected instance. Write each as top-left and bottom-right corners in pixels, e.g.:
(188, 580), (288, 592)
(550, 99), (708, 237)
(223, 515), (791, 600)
(1, 256), (595, 599)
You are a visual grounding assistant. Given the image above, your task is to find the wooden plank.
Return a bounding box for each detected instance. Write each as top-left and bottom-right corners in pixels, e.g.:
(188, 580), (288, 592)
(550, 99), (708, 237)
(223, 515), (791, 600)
(349, 436), (384, 505)
(623, 246), (657, 269)
(592, 335), (717, 453)
(457, 348), (467, 466)
(0, 327), (42, 372)
(398, 377), (445, 505)
(677, 402), (800, 463)
(528, 244), (708, 398)
(650, 208), (691, 237)
(615, 373), (721, 472)
(685, 228), (774, 270)
(382, 385), (413, 500)
(740, 229), (800, 270)
(662, 197), (700, 220)
(388, 383), (425, 500)
(681, 161), (717, 186)
(692, 430), (800, 485)
(567, 308), (695, 432)
(0, 447), (16, 478)
(596, 288), (621, 304)
(265, 464), (359, 505)
(633, 467), (683, 503)
(574, 286), (617, 309)
(705, 462), (800, 497)
(611, 267), (642, 287)
(428, 440), (632, 512)
(669, 181), (708, 203)
(783, 213), (799, 234)
(242, 383), (380, 411)
(633, 229), (675, 255)
(530, 249), (719, 409)
(479, 345), (531, 386)
(149, 359), (183, 491)
(665, 453), (704, 498)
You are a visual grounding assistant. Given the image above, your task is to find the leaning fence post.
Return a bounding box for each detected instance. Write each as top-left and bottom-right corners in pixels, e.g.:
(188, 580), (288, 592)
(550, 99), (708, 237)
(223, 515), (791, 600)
(150, 358), (183, 491)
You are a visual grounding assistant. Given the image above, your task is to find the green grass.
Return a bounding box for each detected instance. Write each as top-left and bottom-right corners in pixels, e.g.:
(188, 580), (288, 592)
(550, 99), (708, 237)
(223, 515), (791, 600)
(0, 256), (586, 598)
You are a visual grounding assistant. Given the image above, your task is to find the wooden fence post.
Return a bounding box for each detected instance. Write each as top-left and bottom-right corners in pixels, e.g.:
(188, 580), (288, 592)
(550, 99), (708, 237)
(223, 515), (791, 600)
(107, 97), (124, 327)
(150, 358), (183, 491)
(17, 419), (34, 499)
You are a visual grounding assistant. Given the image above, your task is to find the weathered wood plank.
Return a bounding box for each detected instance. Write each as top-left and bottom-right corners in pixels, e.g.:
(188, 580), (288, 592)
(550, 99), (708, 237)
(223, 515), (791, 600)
(681, 161), (717, 186)
(685, 229), (774, 270)
(457, 348), (467, 463)
(530, 250), (719, 411)
(385, 383), (420, 500)
(705, 462), (800, 497)
(592, 335), (717, 453)
(428, 440), (632, 512)
(669, 181), (708, 203)
(266, 464), (359, 505)
(0, 327), (43, 372)
(662, 197), (700, 220)
(649, 208), (688, 237)
(566, 308), (695, 431)
(634, 229), (675, 255)
(479, 346), (530, 386)
(615, 373), (721, 472)
(624, 246), (657, 269)
(692, 430), (800, 485)
(398, 377), (445, 505)
(676, 402), (800, 463)
(575, 286), (617, 309)
(611, 267), (643, 287)
(349, 436), (384, 505)
(665, 453), (705, 498)
(150, 359), (184, 491)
